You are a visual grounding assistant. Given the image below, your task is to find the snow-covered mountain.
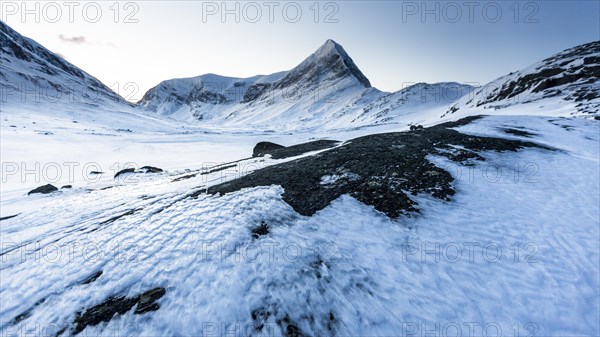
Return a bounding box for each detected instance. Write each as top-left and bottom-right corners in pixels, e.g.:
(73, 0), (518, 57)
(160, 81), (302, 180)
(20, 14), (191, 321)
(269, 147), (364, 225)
(142, 40), (600, 129)
(139, 40), (473, 130)
(0, 20), (194, 140)
(139, 40), (375, 128)
(0, 21), (130, 109)
(444, 40), (600, 118)
(348, 82), (474, 125)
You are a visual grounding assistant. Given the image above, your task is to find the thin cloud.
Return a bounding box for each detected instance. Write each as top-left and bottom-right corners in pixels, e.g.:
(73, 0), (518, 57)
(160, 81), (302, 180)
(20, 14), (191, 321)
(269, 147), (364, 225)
(58, 34), (87, 44)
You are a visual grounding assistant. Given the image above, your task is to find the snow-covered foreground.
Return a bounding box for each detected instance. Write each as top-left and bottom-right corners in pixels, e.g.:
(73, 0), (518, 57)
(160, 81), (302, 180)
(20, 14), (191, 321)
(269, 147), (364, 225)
(1, 115), (598, 336)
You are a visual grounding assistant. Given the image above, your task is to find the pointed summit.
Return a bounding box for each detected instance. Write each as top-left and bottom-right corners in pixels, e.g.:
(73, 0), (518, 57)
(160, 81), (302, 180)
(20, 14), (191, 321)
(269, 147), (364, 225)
(313, 39), (346, 57)
(273, 39), (372, 91)
(311, 39), (372, 88)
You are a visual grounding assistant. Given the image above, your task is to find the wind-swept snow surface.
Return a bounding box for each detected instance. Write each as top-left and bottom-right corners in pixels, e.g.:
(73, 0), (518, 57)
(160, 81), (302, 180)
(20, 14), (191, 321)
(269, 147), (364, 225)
(1, 115), (598, 336)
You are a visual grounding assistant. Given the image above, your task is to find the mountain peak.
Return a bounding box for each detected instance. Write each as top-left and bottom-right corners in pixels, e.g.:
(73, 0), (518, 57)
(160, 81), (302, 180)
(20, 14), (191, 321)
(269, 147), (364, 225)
(315, 39), (344, 56)
(304, 39), (372, 88)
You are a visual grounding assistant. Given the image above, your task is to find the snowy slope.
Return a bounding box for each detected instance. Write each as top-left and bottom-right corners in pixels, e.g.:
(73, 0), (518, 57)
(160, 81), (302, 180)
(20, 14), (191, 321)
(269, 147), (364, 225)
(444, 41), (600, 119)
(0, 21), (129, 109)
(348, 82), (474, 125)
(1, 115), (598, 336)
(0, 20), (192, 136)
(137, 72), (287, 120)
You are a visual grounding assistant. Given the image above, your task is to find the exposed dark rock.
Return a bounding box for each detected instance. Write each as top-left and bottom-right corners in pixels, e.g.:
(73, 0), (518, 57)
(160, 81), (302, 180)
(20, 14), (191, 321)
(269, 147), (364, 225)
(186, 85), (227, 105)
(0, 213), (19, 221)
(278, 315), (305, 337)
(7, 298), (46, 326)
(242, 83), (272, 103)
(253, 140), (339, 159)
(0, 21), (126, 105)
(89, 171), (104, 175)
(80, 270), (103, 285)
(253, 141), (286, 157)
(61, 185), (73, 189)
(502, 128), (537, 138)
(203, 164), (238, 175)
(251, 307), (271, 331)
(250, 305), (306, 337)
(140, 166), (163, 173)
(172, 173), (198, 182)
(100, 208), (141, 225)
(113, 168), (136, 178)
(202, 116), (551, 218)
(135, 288), (166, 314)
(72, 287), (165, 335)
(114, 166), (163, 178)
(478, 41), (600, 106)
(28, 184), (58, 195)
(251, 221), (270, 239)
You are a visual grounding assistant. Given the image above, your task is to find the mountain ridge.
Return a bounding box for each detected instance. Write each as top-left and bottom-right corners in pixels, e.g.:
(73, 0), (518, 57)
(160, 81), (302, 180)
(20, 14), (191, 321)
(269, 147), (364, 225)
(0, 20), (130, 108)
(444, 40), (600, 118)
(1, 19), (597, 131)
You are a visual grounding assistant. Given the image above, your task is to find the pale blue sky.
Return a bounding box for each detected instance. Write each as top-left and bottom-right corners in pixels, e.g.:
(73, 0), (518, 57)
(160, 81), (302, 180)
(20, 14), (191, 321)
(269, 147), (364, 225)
(2, 1), (599, 101)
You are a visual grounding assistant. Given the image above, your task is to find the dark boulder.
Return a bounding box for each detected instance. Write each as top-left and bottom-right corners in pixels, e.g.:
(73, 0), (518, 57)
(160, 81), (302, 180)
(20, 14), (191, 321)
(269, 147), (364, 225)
(27, 184), (58, 195)
(114, 166), (164, 178)
(140, 166), (163, 173)
(253, 142), (286, 157)
(0, 214), (19, 221)
(113, 168), (136, 178)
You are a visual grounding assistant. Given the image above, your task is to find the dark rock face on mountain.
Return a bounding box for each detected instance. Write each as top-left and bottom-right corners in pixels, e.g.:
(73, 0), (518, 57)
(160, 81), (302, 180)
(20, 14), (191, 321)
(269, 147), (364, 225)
(0, 21), (127, 106)
(482, 42), (599, 104)
(0, 22), (83, 78)
(205, 116), (550, 218)
(186, 85), (227, 104)
(242, 83), (272, 103)
(446, 41), (600, 117)
(274, 39), (372, 91)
